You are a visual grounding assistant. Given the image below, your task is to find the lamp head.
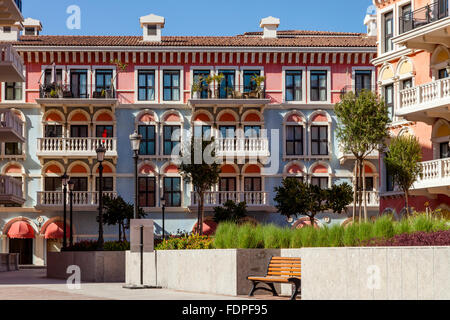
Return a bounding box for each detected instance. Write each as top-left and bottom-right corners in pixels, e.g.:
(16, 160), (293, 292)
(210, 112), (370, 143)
(129, 130), (142, 153)
(96, 144), (106, 162)
(61, 172), (69, 186)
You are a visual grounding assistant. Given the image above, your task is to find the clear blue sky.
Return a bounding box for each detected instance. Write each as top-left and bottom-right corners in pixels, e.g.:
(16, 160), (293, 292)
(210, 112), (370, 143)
(23, 0), (375, 36)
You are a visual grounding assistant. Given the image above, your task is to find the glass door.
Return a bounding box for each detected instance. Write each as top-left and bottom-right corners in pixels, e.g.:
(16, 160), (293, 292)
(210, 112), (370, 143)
(70, 69), (88, 98)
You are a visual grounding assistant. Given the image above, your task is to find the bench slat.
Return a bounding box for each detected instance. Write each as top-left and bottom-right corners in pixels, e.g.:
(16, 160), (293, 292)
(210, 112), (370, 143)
(268, 272), (301, 277)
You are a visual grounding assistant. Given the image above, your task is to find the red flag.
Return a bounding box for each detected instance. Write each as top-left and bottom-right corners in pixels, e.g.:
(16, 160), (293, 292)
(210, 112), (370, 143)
(102, 129), (107, 144)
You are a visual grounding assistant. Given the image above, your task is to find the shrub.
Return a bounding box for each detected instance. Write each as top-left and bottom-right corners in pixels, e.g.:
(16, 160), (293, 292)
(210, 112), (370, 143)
(373, 215), (395, 239)
(367, 230), (450, 247)
(155, 234), (214, 250)
(214, 222), (238, 249)
(343, 223), (359, 247)
(299, 226), (318, 248)
(328, 224), (344, 247)
(237, 223), (264, 249)
(357, 222), (374, 243)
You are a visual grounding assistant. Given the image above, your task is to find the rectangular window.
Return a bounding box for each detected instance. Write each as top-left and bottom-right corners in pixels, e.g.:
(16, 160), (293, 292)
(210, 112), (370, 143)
(138, 70), (155, 101)
(220, 177), (236, 191)
(25, 27), (35, 35)
(400, 4), (412, 34)
(439, 68), (449, 79)
(163, 70), (180, 101)
(163, 125), (181, 155)
(164, 177), (181, 207)
(386, 165), (394, 192)
(45, 125), (63, 137)
(384, 12), (394, 53)
(244, 126), (261, 138)
(286, 125), (303, 156)
(440, 142), (449, 159)
(5, 82), (22, 101)
(70, 125), (88, 138)
(95, 69), (113, 94)
(139, 177), (156, 207)
(384, 84), (394, 121)
(438, 0), (449, 19)
(193, 70), (210, 99)
(219, 126), (236, 139)
(45, 177), (62, 191)
(218, 70), (235, 98)
(311, 177), (328, 189)
(402, 78), (413, 90)
(44, 69), (63, 86)
(70, 177), (88, 192)
(3, 26), (11, 33)
(139, 125), (156, 155)
(355, 70), (372, 95)
(243, 70), (261, 93)
(147, 25), (157, 36)
(244, 177), (262, 192)
(358, 177), (374, 191)
(311, 126), (328, 156)
(96, 125), (113, 138)
(285, 70), (302, 101)
(310, 71), (327, 101)
(96, 177), (114, 192)
(70, 69), (88, 98)
(5, 142), (21, 155)
(194, 125), (212, 140)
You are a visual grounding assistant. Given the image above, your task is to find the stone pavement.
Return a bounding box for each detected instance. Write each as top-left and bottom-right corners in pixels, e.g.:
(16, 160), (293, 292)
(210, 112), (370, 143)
(0, 269), (268, 300)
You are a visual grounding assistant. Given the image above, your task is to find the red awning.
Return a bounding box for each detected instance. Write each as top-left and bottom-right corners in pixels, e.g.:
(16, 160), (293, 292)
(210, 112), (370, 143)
(44, 222), (69, 239)
(7, 221), (35, 239)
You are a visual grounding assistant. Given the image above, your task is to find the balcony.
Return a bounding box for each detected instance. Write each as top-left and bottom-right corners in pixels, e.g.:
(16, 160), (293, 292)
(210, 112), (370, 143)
(36, 84), (118, 107)
(190, 191), (270, 210)
(0, 44), (25, 82)
(0, 110), (25, 143)
(394, 1), (450, 52)
(0, 0), (23, 25)
(337, 146), (379, 165)
(36, 191), (117, 211)
(216, 138), (270, 158)
(36, 137), (117, 159)
(411, 158), (450, 195)
(188, 85), (270, 107)
(349, 191), (380, 208)
(0, 176), (25, 206)
(398, 78), (450, 124)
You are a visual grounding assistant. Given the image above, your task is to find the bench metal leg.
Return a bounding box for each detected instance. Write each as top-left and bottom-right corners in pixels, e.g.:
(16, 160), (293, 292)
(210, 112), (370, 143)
(289, 278), (301, 300)
(248, 281), (278, 297)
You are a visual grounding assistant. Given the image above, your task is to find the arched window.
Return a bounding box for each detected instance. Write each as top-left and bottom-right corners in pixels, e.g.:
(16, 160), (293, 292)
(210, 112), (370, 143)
(161, 162), (182, 207)
(283, 161), (306, 183)
(161, 110), (183, 157)
(136, 110), (159, 157)
(93, 109), (115, 138)
(309, 162), (332, 189)
(68, 110), (91, 138)
(308, 111), (332, 158)
(138, 162), (158, 208)
(283, 111), (306, 159)
(432, 120), (450, 159)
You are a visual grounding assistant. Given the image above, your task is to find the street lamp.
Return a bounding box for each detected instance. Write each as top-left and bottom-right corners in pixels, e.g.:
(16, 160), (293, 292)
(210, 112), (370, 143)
(129, 130), (142, 219)
(161, 196), (166, 240)
(68, 179), (75, 248)
(61, 172), (69, 250)
(96, 144), (106, 250)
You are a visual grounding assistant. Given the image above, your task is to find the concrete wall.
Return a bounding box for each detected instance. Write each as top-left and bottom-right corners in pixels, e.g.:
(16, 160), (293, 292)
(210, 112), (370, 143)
(126, 247), (450, 299)
(47, 251), (125, 282)
(0, 253), (19, 272)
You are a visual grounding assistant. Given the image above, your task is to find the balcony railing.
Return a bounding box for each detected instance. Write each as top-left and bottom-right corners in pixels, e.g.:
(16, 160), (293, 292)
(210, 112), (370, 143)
(414, 158), (450, 190)
(0, 176), (23, 204)
(399, 77), (450, 113)
(191, 191), (269, 207)
(400, 0), (449, 33)
(37, 137), (117, 157)
(0, 44), (24, 82)
(0, 110), (24, 143)
(351, 191), (380, 207)
(37, 191), (117, 208)
(190, 84), (267, 100)
(39, 83), (117, 99)
(216, 138), (269, 157)
(337, 145), (379, 164)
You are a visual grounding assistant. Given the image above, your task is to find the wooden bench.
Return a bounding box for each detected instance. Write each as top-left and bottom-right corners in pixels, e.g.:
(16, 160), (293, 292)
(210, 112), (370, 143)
(247, 256), (301, 300)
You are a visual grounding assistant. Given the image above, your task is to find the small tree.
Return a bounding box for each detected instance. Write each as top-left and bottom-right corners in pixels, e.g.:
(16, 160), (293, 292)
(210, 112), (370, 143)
(180, 135), (220, 235)
(384, 135), (422, 216)
(213, 200), (248, 224)
(335, 90), (390, 222)
(102, 195), (146, 242)
(274, 179), (353, 227)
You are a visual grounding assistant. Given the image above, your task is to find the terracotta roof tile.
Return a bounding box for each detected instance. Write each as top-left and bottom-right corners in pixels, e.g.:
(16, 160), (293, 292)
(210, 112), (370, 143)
(9, 32), (376, 48)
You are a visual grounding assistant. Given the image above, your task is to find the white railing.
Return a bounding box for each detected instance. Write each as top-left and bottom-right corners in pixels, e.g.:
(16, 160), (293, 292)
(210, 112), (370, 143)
(37, 137), (117, 155)
(350, 191), (380, 207)
(399, 77), (450, 111)
(37, 191), (117, 207)
(0, 110), (23, 137)
(191, 191), (269, 207)
(216, 138), (269, 156)
(0, 175), (23, 199)
(337, 146), (379, 163)
(0, 44), (24, 76)
(414, 158), (450, 189)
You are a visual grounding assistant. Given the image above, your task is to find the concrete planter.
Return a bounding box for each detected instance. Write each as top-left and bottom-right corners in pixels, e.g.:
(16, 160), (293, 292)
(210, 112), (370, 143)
(126, 247), (450, 299)
(47, 251), (125, 282)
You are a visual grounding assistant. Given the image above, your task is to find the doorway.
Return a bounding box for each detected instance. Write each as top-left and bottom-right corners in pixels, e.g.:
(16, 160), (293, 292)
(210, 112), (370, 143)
(9, 238), (33, 265)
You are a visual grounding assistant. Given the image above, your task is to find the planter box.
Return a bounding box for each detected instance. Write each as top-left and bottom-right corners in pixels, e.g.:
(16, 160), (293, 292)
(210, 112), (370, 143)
(126, 247), (450, 299)
(47, 251), (125, 282)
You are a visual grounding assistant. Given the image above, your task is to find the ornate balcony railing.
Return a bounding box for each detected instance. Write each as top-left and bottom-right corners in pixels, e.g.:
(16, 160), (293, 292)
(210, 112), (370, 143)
(37, 137), (117, 157)
(0, 44), (24, 82)
(400, 0), (449, 33)
(399, 77), (450, 113)
(216, 138), (269, 157)
(414, 158), (450, 190)
(351, 191), (380, 207)
(0, 175), (23, 204)
(37, 191), (117, 208)
(191, 191), (269, 207)
(190, 84), (267, 100)
(0, 110), (24, 143)
(39, 83), (117, 99)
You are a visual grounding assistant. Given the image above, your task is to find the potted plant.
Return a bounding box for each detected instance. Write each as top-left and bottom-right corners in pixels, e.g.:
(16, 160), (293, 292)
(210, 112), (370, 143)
(213, 73), (224, 98)
(205, 75), (213, 98)
(50, 89), (59, 98)
(192, 77), (203, 99)
(251, 75), (266, 99)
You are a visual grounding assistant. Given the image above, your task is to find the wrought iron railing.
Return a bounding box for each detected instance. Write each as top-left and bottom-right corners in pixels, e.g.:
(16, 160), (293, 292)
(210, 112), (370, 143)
(191, 84), (267, 99)
(400, 0), (449, 33)
(39, 83), (117, 99)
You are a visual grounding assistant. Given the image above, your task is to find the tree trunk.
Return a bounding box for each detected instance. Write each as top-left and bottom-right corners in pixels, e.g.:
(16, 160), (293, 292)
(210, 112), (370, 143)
(358, 159), (364, 222)
(363, 166), (368, 222)
(122, 223), (127, 242)
(405, 190), (409, 218)
(197, 191), (204, 235)
(118, 222), (122, 242)
(199, 194), (205, 236)
(353, 159), (359, 222)
(309, 215), (315, 228)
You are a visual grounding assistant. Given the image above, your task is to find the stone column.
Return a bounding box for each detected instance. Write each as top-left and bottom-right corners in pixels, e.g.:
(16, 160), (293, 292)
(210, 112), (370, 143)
(1, 235), (7, 253)
(34, 234), (45, 266)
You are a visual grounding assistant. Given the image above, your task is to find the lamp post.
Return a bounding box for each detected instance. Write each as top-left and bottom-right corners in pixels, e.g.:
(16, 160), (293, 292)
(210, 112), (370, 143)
(129, 130), (142, 219)
(96, 144), (106, 250)
(61, 172), (69, 251)
(161, 197), (166, 240)
(68, 179), (75, 248)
